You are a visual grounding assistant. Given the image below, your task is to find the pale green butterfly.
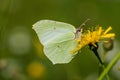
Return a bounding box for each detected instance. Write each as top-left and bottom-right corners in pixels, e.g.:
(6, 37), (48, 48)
(32, 19), (89, 64)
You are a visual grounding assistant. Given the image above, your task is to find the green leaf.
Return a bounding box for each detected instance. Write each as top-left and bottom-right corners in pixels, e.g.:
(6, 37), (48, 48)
(32, 20), (79, 64)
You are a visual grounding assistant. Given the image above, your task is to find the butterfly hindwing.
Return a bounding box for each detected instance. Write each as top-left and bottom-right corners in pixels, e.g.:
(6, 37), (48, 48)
(44, 40), (77, 64)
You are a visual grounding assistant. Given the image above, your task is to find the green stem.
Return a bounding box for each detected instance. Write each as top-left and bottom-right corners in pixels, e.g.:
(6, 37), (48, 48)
(102, 51), (110, 80)
(101, 65), (110, 80)
(98, 51), (109, 80)
(98, 52), (120, 80)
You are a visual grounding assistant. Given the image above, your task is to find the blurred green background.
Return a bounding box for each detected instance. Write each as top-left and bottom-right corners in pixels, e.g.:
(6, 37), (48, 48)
(0, 0), (120, 80)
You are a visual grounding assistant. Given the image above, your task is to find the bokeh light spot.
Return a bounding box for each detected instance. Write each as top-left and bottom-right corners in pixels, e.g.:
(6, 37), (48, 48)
(27, 61), (46, 78)
(7, 27), (31, 54)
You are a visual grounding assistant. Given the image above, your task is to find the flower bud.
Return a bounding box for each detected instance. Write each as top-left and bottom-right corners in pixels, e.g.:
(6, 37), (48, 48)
(103, 39), (114, 52)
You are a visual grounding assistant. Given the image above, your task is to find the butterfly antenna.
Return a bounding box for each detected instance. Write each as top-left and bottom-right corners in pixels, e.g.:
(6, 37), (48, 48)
(76, 18), (90, 32)
(75, 18), (90, 39)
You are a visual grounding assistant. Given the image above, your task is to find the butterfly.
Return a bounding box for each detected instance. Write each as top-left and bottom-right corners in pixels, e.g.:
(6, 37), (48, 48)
(32, 19), (102, 64)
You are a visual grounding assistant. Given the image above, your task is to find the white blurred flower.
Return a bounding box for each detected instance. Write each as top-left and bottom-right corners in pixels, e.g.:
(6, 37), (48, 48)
(7, 26), (31, 54)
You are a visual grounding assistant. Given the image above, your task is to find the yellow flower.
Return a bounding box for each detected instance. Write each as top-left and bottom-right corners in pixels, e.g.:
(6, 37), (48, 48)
(73, 26), (115, 52)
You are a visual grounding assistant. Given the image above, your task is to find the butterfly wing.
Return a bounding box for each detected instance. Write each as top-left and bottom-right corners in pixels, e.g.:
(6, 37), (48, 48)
(44, 40), (77, 64)
(33, 20), (78, 64)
